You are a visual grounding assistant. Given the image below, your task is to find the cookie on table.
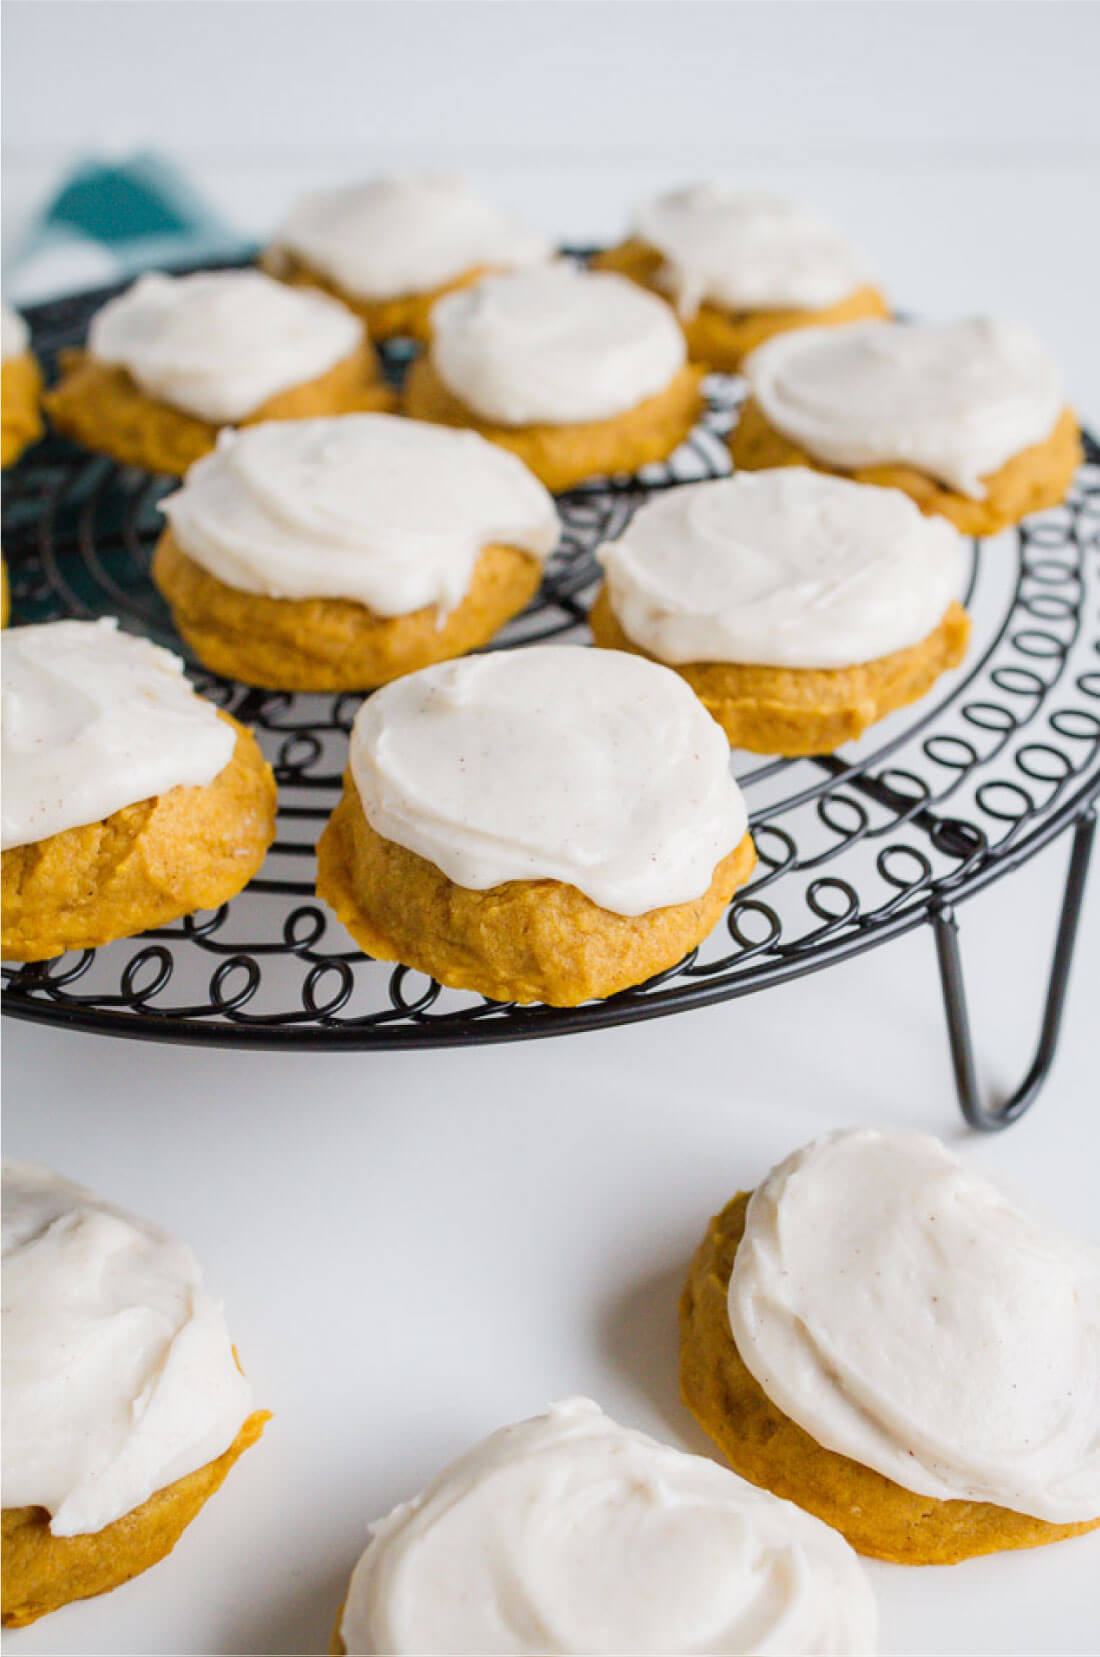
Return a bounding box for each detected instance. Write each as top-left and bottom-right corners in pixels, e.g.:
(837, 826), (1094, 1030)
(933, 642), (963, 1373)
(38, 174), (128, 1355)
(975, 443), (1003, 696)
(264, 172), (551, 342)
(153, 413), (559, 690)
(594, 182), (888, 370)
(316, 645), (755, 1006)
(1, 619), (276, 961)
(680, 1128), (1100, 1565)
(331, 1397), (876, 1655)
(44, 269), (393, 476)
(403, 263), (705, 491)
(1, 303), (44, 466)
(591, 469), (970, 755)
(1, 1162), (269, 1627)
(730, 317), (1082, 535)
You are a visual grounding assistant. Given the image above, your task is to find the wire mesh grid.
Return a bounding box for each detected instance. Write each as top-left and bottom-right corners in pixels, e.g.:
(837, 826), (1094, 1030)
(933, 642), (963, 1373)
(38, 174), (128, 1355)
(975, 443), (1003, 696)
(3, 275), (1099, 1048)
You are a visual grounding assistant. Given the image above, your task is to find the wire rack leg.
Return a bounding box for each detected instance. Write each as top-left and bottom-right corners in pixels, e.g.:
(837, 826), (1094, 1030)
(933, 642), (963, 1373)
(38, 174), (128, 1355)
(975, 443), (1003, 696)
(931, 806), (1098, 1132)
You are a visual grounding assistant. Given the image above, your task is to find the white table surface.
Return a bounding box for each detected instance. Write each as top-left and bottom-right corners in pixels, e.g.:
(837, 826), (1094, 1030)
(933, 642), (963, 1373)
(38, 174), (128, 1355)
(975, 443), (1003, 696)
(3, 5), (1100, 1654)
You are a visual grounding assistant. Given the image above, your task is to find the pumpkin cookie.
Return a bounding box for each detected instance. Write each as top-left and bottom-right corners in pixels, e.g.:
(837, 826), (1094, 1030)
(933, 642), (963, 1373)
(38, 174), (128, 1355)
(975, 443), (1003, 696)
(681, 1129), (1100, 1564)
(2, 1162), (269, 1626)
(153, 414), (558, 690)
(731, 318), (1081, 535)
(1, 304), (44, 466)
(44, 269), (391, 475)
(403, 263), (704, 491)
(316, 647), (755, 1006)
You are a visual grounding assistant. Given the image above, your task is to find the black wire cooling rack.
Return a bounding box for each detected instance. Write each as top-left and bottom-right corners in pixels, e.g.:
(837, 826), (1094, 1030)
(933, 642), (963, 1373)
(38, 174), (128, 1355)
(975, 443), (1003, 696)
(3, 272), (1099, 1129)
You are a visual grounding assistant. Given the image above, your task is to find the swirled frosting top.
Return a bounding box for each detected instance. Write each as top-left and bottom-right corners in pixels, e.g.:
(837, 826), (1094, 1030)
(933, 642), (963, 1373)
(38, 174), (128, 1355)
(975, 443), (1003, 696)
(2, 302), (30, 361)
(729, 1128), (1100, 1523)
(87, 270), (364, 423)
(339, 1398), (878, 1655)
(429, 264), (687, 425)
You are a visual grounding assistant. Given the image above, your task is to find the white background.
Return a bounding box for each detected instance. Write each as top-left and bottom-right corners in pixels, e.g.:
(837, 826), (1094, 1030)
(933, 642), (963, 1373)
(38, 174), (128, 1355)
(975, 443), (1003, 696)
(3, 4), (1100, 1655)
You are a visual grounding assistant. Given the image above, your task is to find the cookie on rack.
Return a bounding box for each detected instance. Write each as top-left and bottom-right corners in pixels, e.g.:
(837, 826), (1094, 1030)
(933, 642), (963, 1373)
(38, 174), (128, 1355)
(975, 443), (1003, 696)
(680, 1127), (1100, 1565)
(590, 469), (970, 755)
(331, 1397), (877, 1656)
(730, 318), (1082, 536)
(44, 269), (392, 476)
(153, 414), (559, 690)
(1, 303), (44, 467)
(402, 263), (705, 491)
(1, 1161), (269, 1626)
(316, 646), (755, 1006)
(264, 173), (551, 342)
(1, 619), (276, 961)
(594, 183), (888, 370)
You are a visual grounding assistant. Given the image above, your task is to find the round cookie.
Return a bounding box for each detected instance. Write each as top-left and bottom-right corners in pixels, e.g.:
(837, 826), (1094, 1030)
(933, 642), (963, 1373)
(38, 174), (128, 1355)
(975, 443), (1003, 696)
(316, 647), (756, 1006)
(152, 415), (559, 690)
(2, 1163), (269, 1627)
(1, 305), (44, 467)
(402, 263), (704, 491)
(591, 470), (971, 755)
(2, 620), (276, 961)
(680, 1133), (1100, 1565)
(44, 269), (392, 476)
(731, 318), (1082, 535)
(264, 173), (551, 342)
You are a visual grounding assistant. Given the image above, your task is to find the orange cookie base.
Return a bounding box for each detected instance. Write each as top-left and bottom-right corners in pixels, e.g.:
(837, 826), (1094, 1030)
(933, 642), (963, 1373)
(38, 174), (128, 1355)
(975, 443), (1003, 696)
(730, 398), (1083, 536)
(403, 354), (706, 492)
(153, 530), (542, 691)
(2, 350), (44, 466)
(261, 246), (494, 342)
(44, 344), (394, 476)
(1, 1410), (269, 1627)
(593, 240), (890, 370)
(316, 778), (756, 1006)
(590, 588), (971, 755)
(680, 1192), (1100, 1564)
(1, 714), (276, 962)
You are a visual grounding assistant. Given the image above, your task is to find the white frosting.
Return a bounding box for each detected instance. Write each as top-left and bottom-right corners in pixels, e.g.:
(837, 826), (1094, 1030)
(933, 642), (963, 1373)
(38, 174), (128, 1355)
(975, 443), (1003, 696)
(275, 173), (551, 299)
(634, 183), (871, 317)
(87, 270), (364, 423)
(745, 318), (1064, 498)
(348, 646), (746, 917)
(729, 1129), (1100, 1524)
(429, 264), (686, 426)
(2, 302), (30, 362)
(1, 618), (235, 851)
(339, 1398), (877, 1656)
(1, 1162), (253, 1536)
(161, 415), (558, 615)
(600, 469), (967, 669)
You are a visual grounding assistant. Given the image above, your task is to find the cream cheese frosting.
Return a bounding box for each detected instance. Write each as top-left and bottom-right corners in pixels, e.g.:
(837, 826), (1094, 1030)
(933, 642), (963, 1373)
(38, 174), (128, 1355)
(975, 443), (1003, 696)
(634, 183), (871, 317)
(744, 318), (1064, 498)
(429, 264), (687, 426)
(728, 1129), (1100, 1524)
(87, 269), (364, 424)
(1, 1162), (253, 1536)
(348, 645), (747, 916)
(600, 469), (967, 669)
(275, 173), (551, 299)
(161, 414), (559, 614)
(2, 302), (30, 362)
(1, 618), (235, 851)
(339, 1398), (877, 1656)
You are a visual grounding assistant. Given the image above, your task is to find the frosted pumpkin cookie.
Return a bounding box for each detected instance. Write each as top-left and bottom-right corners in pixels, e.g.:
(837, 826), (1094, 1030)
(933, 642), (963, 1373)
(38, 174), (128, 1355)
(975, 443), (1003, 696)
(2, 1162), (269, 1626)
(591, 469), (970, 755)
(1, 619), (276, 961)
(1, 303), (44, 466)
(332, 1398), (877, 1655)
(44, 269), (391, 475)
(316, 646), (755, 1005)
(403, 263), (705, 491)
(153, 414), (558, 690)
(594, 183), (887, 370)
(265, 172), (551, 342)
(680, 1128), (1100, 1565)
(731, 318), (1082, 535)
